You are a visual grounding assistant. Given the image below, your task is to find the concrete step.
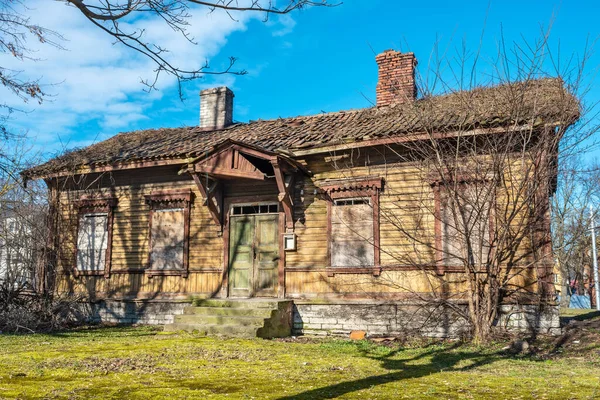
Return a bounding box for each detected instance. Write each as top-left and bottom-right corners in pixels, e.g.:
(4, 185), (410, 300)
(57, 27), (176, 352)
(183, 306), (274, 318)
(164, 298), (293, 338)
(164, 322), (260, 337)
(174, 314), (267, 326)
(192, 298), (284, 309)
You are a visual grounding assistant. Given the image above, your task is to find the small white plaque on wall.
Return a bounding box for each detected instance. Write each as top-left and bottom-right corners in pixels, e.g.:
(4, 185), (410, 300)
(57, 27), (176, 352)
(283, 233), (296, 251)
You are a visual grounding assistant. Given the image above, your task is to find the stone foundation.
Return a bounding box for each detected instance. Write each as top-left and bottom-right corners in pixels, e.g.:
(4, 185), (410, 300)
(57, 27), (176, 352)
(292, 302), (561, 337)
(497, 304), (561, 335)
(71, 299), (561, 337)
(76, 300), (187, 325)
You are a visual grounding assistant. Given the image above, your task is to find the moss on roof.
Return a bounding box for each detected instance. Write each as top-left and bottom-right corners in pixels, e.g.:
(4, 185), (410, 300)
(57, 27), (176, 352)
(24, 78), (579, 179)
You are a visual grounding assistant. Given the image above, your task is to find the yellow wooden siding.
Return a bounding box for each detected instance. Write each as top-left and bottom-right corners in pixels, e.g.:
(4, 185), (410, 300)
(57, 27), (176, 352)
(53, 150), (543, 300)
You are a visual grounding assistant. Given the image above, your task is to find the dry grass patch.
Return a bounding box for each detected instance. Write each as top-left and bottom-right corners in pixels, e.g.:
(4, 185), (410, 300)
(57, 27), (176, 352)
(0, 325), (599, 399)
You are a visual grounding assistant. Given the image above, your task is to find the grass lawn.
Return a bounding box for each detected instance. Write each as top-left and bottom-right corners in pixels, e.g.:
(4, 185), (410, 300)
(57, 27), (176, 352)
(0, 327), (599, 400)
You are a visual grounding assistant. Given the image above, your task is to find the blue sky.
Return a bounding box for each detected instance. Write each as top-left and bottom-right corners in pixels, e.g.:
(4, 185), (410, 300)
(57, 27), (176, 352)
(3, 1), (600, 161)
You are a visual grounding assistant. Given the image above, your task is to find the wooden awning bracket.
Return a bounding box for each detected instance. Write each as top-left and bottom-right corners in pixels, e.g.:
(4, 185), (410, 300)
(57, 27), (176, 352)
(190, 171), (223, 234)
(272, 157), (296, 231)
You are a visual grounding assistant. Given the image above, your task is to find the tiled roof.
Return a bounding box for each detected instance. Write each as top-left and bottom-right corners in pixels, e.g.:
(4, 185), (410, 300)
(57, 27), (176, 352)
(24, 78), (579, 179)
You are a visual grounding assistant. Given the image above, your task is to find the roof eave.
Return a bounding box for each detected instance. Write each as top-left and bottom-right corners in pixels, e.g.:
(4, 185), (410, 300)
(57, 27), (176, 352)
(289, 122), (566, 157)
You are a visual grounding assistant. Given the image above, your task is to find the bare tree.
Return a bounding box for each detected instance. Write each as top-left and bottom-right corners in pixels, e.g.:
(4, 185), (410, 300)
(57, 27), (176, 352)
(60, 0), (335, 94)
(551, 160), (600, 307)
(327, 30), (595, 343)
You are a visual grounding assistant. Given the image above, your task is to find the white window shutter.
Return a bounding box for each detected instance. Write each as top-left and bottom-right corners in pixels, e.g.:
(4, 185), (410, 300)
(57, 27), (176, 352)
(77, 214), (108, 271)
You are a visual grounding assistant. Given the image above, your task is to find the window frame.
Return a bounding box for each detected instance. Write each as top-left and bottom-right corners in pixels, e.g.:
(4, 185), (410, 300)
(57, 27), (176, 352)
(144, 189), (193, 278)
(73, 196), (117, 278)
(432, 180), (495, 276)
(322, 177), (382, 277)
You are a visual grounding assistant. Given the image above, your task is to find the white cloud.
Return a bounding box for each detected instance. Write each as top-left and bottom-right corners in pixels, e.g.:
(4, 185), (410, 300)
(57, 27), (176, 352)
(0, 1), (261, 155)
(270, 14), (296, 37)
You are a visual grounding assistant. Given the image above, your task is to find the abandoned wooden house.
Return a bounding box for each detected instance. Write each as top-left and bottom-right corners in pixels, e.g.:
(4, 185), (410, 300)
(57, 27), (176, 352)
(23, 50), (579, 337)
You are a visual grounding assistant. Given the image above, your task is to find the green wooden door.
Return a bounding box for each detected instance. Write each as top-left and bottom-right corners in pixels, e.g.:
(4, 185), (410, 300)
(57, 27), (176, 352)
(229, 214), (279, 297)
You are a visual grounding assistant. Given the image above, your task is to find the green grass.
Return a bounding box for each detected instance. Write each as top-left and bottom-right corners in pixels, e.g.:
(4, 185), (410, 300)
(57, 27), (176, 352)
(560, 308), (600, 320)
(0, 326), (599, 399)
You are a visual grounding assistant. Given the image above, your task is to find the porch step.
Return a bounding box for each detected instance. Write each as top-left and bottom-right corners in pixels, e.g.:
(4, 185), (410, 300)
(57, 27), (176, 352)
(183, 306), (274, 318)
(163, 323), (261, 337)
(164, 299), (293, 338)
(174, 314), (267, 326)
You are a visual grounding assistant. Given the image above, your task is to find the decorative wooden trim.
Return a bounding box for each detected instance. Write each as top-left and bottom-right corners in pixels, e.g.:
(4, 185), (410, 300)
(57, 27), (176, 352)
(433, 185), (444, 276)
(42, 178), (59, 295)
(326, 267), (382, 277)
(287, 264), (465, 274)
(73, 270), (105, 277)
(191, 172), (222, 228)
(222, 202), (231, 298)
(272, 159), (295, 230)
(144, 189), (193, 209)
(325, 177), (383, 274)
(145, 189), (193, 278)
(145, 269), (190, 278)
(73, 195), (118, 279)
(278, 209), (286, 298)
(320, 177), (383, 198)
(110, 268), (223, 274)
(373, 190), (381, 268)
(27, 157), (191, 180)
(194, 165), (265, 180)
(531, 147), (555, 299)
(326, 200), (332, 268)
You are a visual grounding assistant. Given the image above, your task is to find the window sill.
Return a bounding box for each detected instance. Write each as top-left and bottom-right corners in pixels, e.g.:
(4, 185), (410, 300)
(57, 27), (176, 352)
(326, 267), (381, 277)
(145, 269), (189, 278)
(74, 270), (106, 277)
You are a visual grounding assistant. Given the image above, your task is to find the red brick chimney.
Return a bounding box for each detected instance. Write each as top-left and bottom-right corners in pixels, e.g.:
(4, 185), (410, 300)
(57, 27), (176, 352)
(375, 50), (417, 107)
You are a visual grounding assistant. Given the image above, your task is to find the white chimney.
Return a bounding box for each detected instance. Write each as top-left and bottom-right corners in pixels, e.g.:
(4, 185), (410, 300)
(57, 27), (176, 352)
(199, 86), (234, 129)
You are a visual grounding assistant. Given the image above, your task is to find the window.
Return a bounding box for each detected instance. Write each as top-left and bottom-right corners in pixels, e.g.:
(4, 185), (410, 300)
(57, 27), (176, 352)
(436, 182), (493, 270)
(330, 198), (374, 267)
(149, 208), (185, 270)
(73, 197), (117, 276)
(145, 190), (193, 277)
(231, 203), (278, 215)
(77, 213), (108, 272)
(321, 177), (383, 273)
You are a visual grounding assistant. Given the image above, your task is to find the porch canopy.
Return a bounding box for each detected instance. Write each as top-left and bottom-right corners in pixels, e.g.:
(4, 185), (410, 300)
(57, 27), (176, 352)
(180, 139), (309, 231)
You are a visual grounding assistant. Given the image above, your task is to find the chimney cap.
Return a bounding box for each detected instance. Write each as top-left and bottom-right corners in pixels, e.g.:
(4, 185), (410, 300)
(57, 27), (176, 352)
(200, 86), (234, 96)
(375, 50), (416, 63)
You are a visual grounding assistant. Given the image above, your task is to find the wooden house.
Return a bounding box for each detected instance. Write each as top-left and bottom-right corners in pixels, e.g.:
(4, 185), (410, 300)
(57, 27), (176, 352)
(23, 50), (578, 337)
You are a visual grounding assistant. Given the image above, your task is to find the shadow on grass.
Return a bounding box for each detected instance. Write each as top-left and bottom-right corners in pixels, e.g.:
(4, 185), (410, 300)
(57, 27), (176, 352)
(277, 341), (503, 400)
(559, 309), (600, 326)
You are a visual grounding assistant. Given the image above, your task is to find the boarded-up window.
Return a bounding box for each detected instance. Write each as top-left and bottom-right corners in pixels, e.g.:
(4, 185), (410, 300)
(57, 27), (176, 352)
(331, 198), (374, 267)
(149, 208), (185, 270)
(77, 213), (108, 271)
(441, 184), (491, 267)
